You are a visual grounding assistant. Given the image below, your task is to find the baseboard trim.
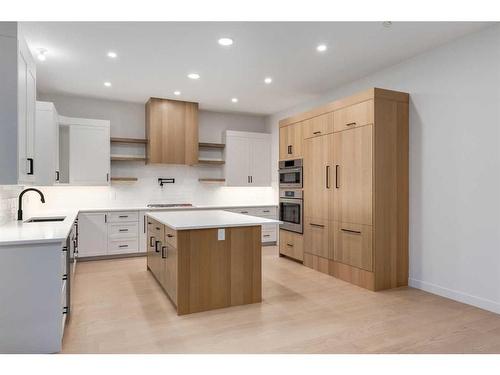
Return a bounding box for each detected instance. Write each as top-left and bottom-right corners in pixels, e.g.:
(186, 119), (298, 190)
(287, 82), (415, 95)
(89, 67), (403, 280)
(78, 252), (146, 262)
(409, 278), (500, 315)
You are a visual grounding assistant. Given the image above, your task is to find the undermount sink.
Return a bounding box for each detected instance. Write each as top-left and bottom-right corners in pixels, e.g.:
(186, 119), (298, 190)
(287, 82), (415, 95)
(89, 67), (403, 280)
(25, 217), (66, 223)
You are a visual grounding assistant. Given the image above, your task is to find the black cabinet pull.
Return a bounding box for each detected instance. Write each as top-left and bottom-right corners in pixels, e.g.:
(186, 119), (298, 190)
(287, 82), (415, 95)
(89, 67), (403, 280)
(119, 244), (129, 248)
(240, 211), (248, 214)
(346, 122), (356, 127)
(286, 243), (294, 247)
(161, 246), (167, 259)
(155, 226), (161, 230)
(149, 236), (155, 247)
(167, 234), (174, 238)
(63, 306), (69, 314)
(55, 170), (60, 181)
(341, 228), (361, 235)
(106, 173), (109, 182)
(313, 131), (321, 135)
(263, 234), (270, 237)
(335, 165), (340, 189)
(287, 145), (292, 155)
(119, 229), (129, 232)
(104, 214), (107, 223)
(263, 210), (270, 213)
(326, 165), (331, 189)
(27, 158), (34, 175)
(62, 274), (68, 280)
(310, 223), (325, 228)
(155, 240), (161, 253)
(119, 215), (128, 218)
(62, 247), (68, 252)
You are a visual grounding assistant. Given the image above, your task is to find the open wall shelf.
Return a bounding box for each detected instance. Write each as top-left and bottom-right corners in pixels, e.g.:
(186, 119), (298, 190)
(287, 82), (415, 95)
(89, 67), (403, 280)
(111, 155), (147, 162)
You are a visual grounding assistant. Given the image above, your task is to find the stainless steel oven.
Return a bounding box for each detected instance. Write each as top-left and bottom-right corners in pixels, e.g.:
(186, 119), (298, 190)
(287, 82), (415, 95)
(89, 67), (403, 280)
(279, 189), (303, 234)
(279, 159), (303, 188)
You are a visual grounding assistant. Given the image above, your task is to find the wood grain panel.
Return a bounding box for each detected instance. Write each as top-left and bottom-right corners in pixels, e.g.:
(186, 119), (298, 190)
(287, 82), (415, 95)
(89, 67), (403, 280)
(279, 122), (303, 160)
(332, 221), (373, 271)
(329, 260), (375, 290)
(279, 229), (304, 261)
(333, 100), (374, 132)
(303, 218), (330, 259)
(303, 252), (329, 275)
(303, 112), (334, 139)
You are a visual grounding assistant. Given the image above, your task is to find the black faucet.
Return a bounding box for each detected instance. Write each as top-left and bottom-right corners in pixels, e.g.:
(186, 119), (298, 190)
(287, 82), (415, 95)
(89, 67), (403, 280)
(18, 188), (45, 221)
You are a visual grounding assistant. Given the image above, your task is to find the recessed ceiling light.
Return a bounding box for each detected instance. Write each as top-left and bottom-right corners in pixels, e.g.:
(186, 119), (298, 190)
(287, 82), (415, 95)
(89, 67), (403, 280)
(104, 82), (112, 87)
(174, 91), (181, 96)
(187, 73), (200, 80)
(382, 21), (392, 28)
(264, 77), (273, 84)
(37, 48), (48, 61)
(316, 44), (327, 52)
(218, 37), (233, 46)
(231, 98), (238, 103)
(107, 51), (117, 58)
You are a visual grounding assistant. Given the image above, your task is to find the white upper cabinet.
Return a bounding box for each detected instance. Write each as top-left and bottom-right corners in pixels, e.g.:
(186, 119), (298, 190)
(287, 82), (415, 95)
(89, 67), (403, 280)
(59, 116), (110, 186)
(223, 130), (271, 187)
(0, 23), (37, 185)
(35, 101), (60, 185)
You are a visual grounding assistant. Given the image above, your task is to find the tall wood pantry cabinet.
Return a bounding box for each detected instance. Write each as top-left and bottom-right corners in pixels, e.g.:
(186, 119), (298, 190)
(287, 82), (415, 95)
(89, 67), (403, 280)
(279, 88), (409, 291)
(145, 97), (199, 165)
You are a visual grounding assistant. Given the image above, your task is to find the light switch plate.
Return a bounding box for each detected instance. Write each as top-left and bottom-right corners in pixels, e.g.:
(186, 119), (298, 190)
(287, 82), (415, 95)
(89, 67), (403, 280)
(218, 228), (225, 241)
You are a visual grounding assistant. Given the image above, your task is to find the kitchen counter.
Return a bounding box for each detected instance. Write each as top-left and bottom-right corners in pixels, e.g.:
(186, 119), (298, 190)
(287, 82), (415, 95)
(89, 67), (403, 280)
(76, 203), (278, 213)
(147, 210), (281, 230)
(0, 211), (79, 246)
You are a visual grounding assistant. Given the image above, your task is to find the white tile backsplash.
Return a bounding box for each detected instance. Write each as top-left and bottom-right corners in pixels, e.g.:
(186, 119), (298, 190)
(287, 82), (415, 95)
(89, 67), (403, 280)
(0, 186), (23, 224)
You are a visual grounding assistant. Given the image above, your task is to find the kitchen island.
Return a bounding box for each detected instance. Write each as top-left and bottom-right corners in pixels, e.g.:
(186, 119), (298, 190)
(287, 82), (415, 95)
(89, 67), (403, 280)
(146, 210), (281, 315)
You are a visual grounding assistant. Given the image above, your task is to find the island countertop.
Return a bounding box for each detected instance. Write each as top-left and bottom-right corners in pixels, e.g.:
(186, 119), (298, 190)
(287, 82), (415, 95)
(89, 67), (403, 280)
(147, 210), (281, 230)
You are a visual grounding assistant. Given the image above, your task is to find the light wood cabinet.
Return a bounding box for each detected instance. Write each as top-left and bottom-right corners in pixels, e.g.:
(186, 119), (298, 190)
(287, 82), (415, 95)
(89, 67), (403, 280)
(145, 98), (198, 165)
(279, 88), (409, 291)
(279, 122), (303, 160)
(303, 113), (334, 139)
(279, 229), (303, 261)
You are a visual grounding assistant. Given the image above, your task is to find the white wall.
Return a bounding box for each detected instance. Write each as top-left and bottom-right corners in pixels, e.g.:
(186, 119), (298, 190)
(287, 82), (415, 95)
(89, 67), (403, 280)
(266, 24), (500, 313)
(23, 94), (273, 214)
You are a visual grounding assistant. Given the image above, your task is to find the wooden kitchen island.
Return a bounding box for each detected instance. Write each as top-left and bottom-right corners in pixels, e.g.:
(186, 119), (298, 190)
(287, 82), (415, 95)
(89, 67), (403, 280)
(146, 210), (280, 315)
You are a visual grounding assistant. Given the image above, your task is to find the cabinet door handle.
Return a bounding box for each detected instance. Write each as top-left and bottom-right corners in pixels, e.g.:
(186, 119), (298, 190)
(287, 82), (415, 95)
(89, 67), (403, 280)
(346, 122), (356, 127)
(310, 223), (325, 228)
(55, 170), (60, 181)
(250, 176), (253, 183)
(104, 214), (107, 223)
(335, 165), (340, 189)
(119, 229), (128, 232)
(144, 216), (146, 233)
(27, 158), (34, 175)
(119, 215), (128, 218)
(263, 210), (270, 213)
(263, 234), (271, 238)
(286, 243), (294, 247)
(341, 228), (361, 234)
(326, 165), (331, 189)
(240, 211), (248, 214)
(167, 234), (174, 238)
(106, 173), (109, 182)
(161, 246), (167, 259)
(313, 131), (321, 135)
(155, 240), (161, 253)
(149, 236), (155, 247)
(287, 145), (292, 155)
(155, 227), (161, 230)
(119, 244), (129, 248)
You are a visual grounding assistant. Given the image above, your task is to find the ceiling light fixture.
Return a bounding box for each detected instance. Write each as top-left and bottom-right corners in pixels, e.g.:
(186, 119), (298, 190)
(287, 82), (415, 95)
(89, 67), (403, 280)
(383, 21), (393, 28)
(174, 91), (181, 96)
(107, 51), (117, 58)
(231, 98), (238, 103)
(316, 44), (327, 52)
(37, 48), (48, 61)
(264, 77), (273, 84)
(187, 73), (200, 80)
(104, 81), (112, 87)
(218, 37), (234, 46)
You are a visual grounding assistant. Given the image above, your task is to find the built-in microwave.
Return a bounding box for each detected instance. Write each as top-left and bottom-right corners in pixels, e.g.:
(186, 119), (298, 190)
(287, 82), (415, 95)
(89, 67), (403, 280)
(279, 159), (303, 188)
(279, 189), (303, 234)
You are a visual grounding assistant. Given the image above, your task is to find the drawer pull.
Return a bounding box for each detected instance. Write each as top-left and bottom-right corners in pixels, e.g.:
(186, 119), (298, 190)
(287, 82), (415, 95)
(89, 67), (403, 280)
(156, 227), (161, 230)
(310, 223), (325, 228)
(346, 122), (356, 127)
(286, 243), (294, 247)
(119, 215), (129, 218)
(341, 228), (361, 234)
(62, 274), (68, 280)
(262, 210), (270, 213)
(155, 240), (161, 253)
(63, 306), (69, 314)
(161, 246), (167, 259)
(240, 211), (248, 214)
(167, 234), (174, 238)
(149, 236), (155, 247)
(119, 229), (129, 232)
(263, 234), (271, 237)
(313, 131), (321, 135)
(335, 165), (340, 189)
(119, 244), (129, 248)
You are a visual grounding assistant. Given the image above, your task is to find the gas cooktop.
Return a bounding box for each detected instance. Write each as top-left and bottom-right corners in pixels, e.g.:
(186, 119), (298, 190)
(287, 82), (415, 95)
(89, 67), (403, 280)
(146, 203), (193, 208)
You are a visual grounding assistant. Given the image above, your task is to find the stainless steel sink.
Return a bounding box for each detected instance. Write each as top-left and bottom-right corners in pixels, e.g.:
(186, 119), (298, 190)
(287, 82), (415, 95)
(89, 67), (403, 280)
(25, 216), (66, 223)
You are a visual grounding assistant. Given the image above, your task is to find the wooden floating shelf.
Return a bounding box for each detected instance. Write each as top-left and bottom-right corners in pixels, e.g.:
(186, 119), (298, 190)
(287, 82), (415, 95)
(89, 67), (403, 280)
(111, 155), (147, 162)
(111, 137), (147, 144)
(197, 159), (225, 165)
(110, 177), (138, 182)
(198, 142), (225, 149)
(198, 178), (226, 183)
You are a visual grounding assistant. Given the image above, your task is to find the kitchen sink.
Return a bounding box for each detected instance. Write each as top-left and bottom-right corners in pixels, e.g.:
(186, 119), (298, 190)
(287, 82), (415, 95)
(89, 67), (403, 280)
(25, 217), (66, 223)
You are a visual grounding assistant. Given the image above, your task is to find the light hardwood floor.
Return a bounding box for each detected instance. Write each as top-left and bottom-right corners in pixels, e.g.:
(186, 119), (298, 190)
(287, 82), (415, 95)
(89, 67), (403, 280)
(62, 247), (500, 353)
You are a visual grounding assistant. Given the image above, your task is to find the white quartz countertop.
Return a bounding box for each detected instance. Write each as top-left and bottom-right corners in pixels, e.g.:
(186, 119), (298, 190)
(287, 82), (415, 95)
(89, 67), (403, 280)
(77, 203), (278, 213)
(147, 210), (282, 230)
(0, 211), (78, 246)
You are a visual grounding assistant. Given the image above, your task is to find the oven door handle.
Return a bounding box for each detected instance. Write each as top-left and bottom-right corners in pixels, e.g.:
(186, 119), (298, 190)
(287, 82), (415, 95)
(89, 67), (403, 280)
(280, 198), (302, 204)
(279, 167), (302, 174)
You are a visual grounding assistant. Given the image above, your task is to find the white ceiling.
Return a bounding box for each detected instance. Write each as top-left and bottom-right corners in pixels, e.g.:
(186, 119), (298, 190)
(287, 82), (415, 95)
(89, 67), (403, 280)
(21, 22), (491, 115)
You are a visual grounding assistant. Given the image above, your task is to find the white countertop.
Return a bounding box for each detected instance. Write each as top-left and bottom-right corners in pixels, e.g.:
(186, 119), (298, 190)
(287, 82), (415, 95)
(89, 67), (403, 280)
(0, 211), (78, 247)
(77, 203), (278, 213)
(147, 210), (281, 230)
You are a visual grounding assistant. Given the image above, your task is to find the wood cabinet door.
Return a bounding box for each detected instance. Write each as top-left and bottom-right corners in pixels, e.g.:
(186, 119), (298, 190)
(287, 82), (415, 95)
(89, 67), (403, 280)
(333, 222), (373, 271)
(78, 213), (108, 257)
(303, 112), (334, 139)
(304, 219), (330, 259)
(332, 125), (373, 225)
(304, 134), (333, 221)
(164, 243), (178, 304)
(279, 122), (303, 160)
(333, 100), (374, 133)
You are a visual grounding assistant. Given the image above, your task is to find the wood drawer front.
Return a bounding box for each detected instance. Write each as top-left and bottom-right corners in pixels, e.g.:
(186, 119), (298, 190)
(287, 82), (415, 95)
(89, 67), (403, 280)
(108, 238), (139, 254)
(333, 100), (374, 132)
(164, 226), (178, 248)
(108, 211), (139, 223)
(303, 113), (333, 139)
(108, 222), (139, 238)
(279, 229), (303, 261)
(304, 218), (330, 259)
(333, 222), (373, 271)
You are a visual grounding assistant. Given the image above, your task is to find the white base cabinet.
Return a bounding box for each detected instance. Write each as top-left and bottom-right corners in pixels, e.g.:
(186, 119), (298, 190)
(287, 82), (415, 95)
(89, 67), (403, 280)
(224, 206), (278, 244)
(78, 212), (108, 257)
